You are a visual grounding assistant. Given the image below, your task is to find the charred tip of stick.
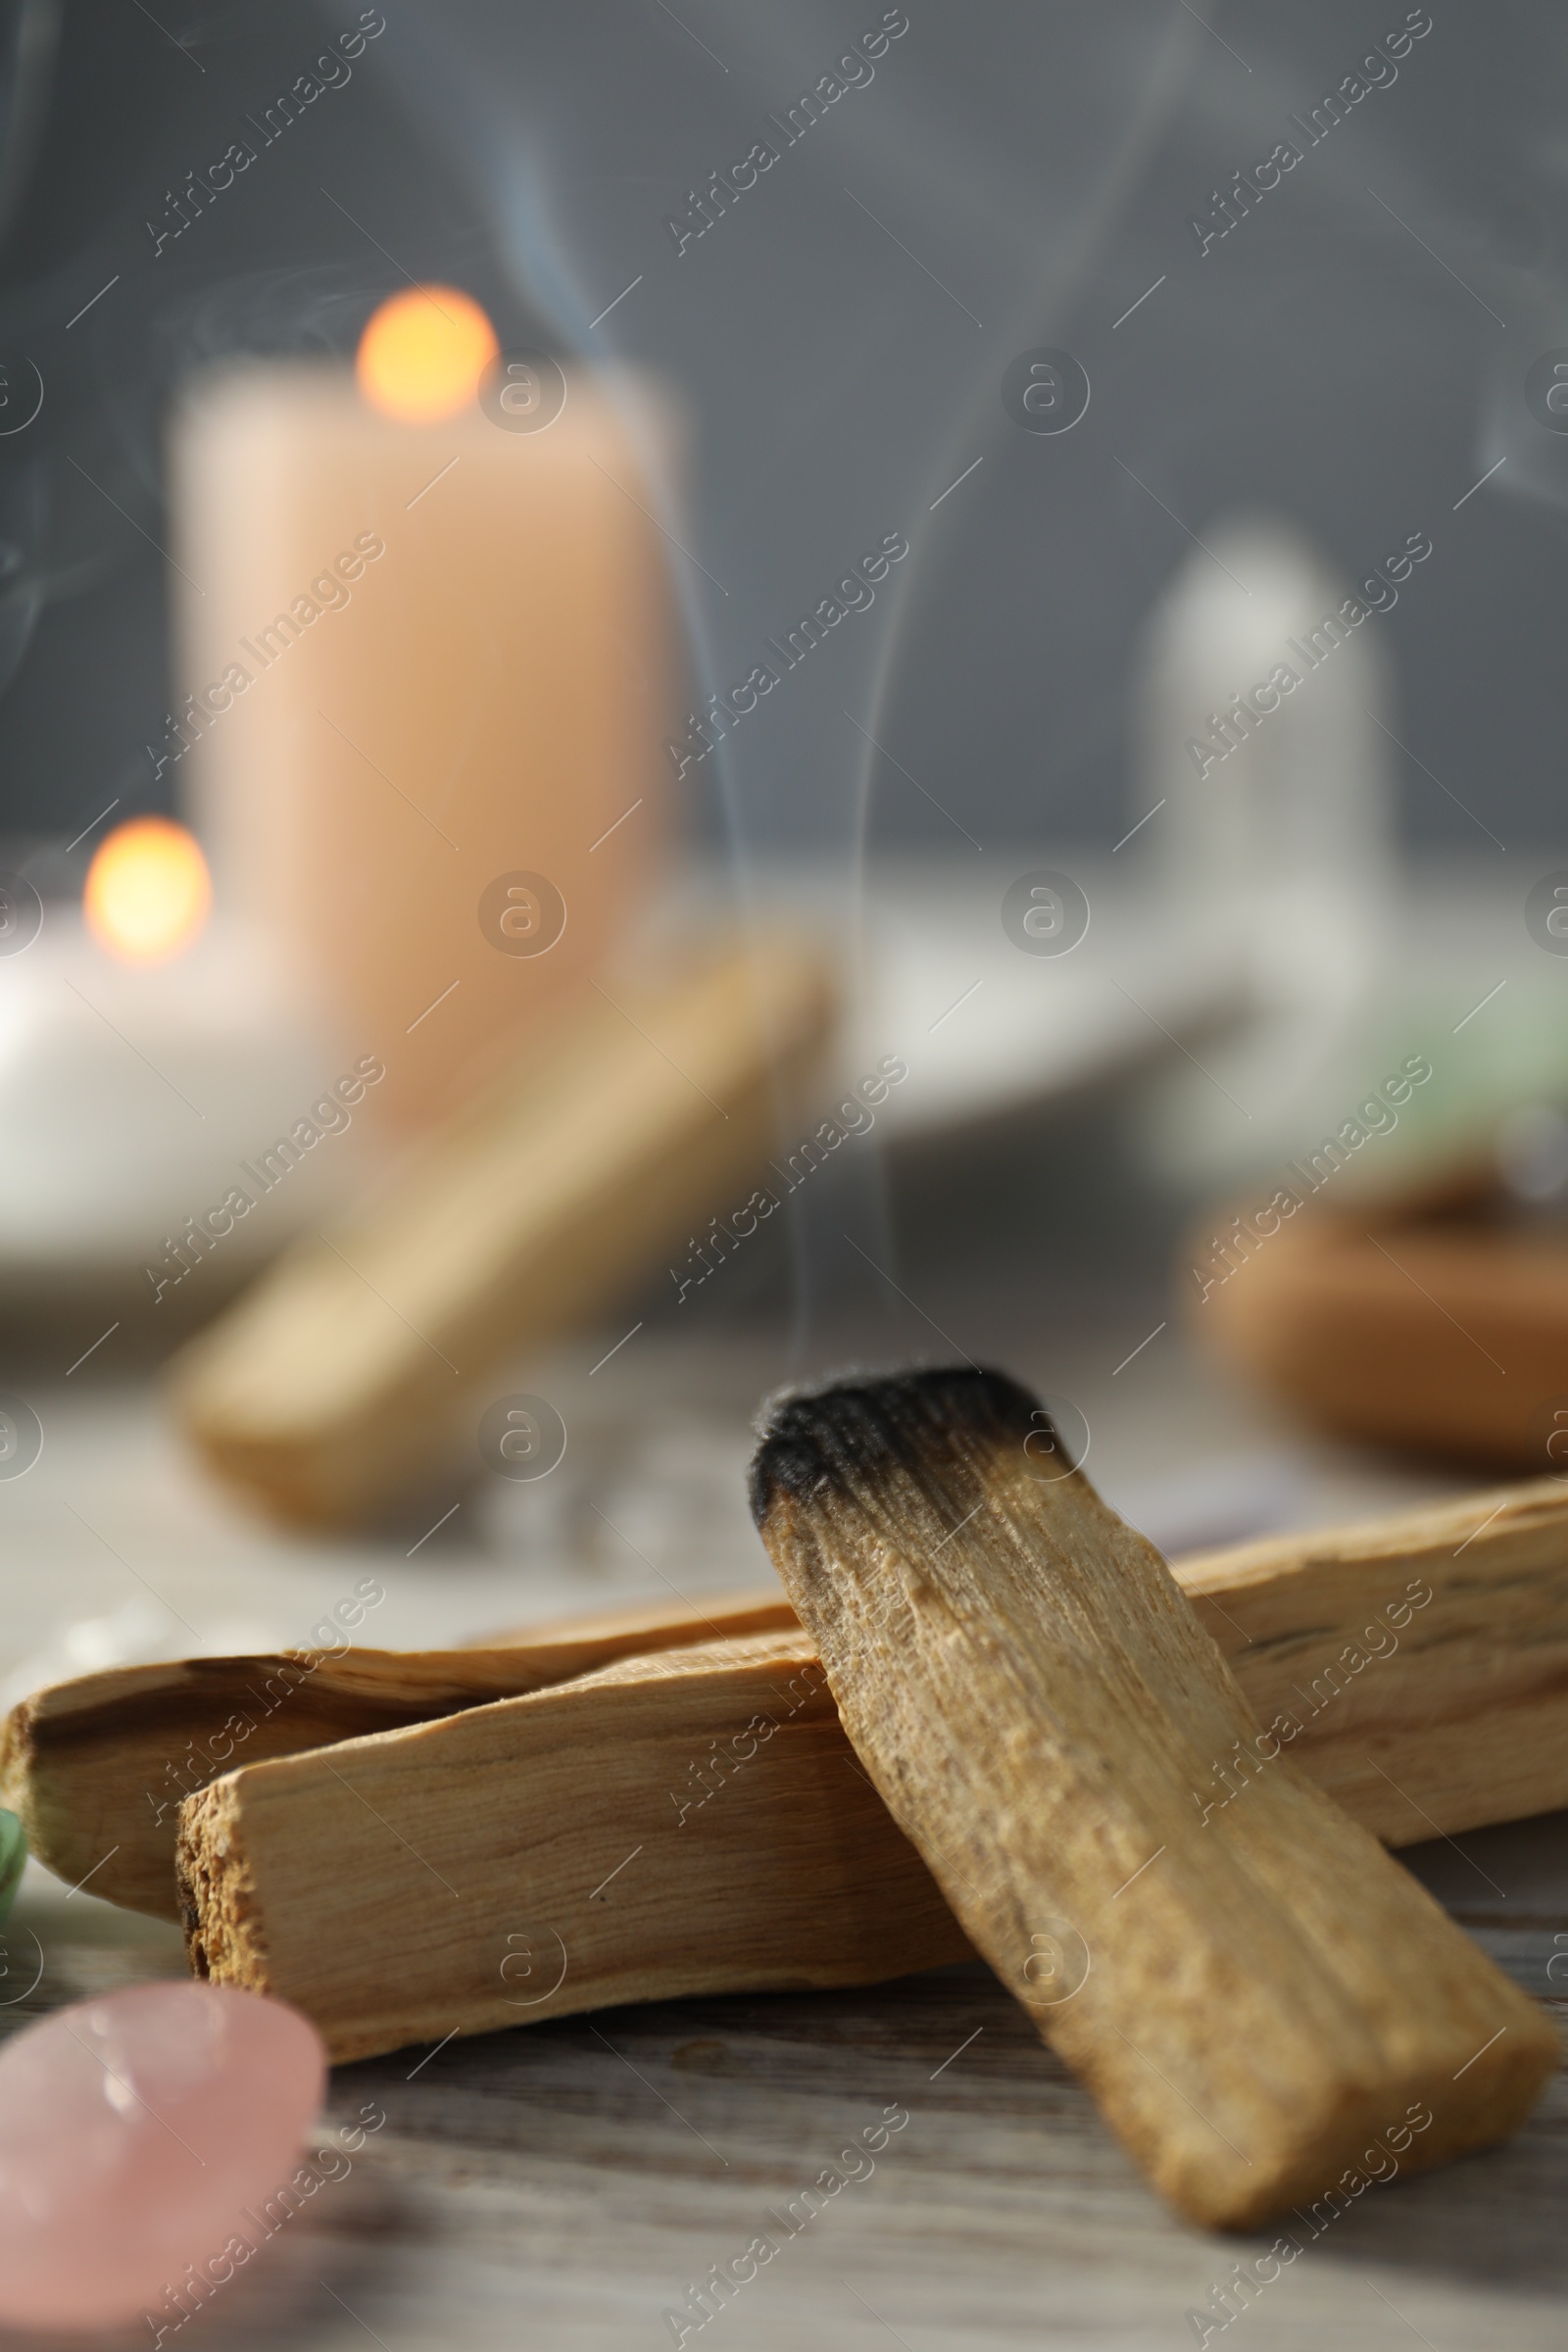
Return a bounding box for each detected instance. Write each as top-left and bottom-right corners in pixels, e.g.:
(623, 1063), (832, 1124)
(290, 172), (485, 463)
(748, 1363), (1045, 1524)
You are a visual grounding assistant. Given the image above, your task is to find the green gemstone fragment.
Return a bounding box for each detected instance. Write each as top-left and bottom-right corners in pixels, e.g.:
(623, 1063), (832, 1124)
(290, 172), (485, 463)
(0, 1810), (25, 1926)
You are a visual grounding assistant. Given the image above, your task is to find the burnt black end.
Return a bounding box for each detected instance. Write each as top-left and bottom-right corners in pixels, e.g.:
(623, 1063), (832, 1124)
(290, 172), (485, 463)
(748, 1364), (1043, 1526)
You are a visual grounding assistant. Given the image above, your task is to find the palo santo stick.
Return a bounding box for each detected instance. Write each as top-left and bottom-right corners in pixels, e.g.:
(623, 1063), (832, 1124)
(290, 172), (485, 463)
(1174, 1478), (1568, 1843)
(176, 1633), (972, 2063)
(0, 1588), (795, 1920)
(168, 1479), (1568, 2079)
(16, 1474), (1568, 1921)
(749, 1367), (1557, 2230)
(171, 933), (835, 1528)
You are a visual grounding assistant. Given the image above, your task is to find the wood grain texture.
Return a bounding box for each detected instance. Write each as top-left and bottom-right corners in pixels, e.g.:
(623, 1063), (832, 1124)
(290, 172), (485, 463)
(170, 934), (837, 1527)
(15, 1477), (1568, 1923)
(162, 1478), (1568, 2097)
(0, 1589), (795, 1919)
(1178, 1479), (1568, 1842)
(8, 1892), (1567, 2352)
(1197, 1210), (1568, 1470)
(749, 1367), (1558, 2230)
(175, 1633), (972, 2063)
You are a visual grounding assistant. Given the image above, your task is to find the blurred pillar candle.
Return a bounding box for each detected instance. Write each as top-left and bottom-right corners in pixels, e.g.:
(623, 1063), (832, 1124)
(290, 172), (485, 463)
(170, 346), (672, 1125)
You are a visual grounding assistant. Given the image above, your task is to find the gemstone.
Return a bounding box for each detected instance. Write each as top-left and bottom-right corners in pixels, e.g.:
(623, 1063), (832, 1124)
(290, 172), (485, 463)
(0, 1981), (326, 2330)
(0, 1813), (23, 1926)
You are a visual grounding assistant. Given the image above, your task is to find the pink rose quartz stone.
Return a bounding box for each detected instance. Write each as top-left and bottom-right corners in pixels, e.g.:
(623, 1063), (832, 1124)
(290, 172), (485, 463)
(0, 1981), (326, 2330)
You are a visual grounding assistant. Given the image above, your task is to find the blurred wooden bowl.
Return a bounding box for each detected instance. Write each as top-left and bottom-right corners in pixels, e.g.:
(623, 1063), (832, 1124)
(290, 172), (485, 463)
(1195, 1209), (1568, 1473)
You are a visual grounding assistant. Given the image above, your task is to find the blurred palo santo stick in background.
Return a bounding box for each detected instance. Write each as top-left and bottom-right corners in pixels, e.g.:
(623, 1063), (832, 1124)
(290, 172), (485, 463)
(750, 1367), (1556, 2230)
(171, 934), (835, 1527)
(13, 1477), (1568, 1921)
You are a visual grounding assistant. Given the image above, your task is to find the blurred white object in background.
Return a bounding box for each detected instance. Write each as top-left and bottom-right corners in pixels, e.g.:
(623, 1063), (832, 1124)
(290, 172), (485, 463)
(0, 906), (358, 1296)
(0, 1598), (287, 1714)
(665, 852), (1248, 1147)
(1131, 513), (1403, 1187)
(840, 858), (1243, 1142)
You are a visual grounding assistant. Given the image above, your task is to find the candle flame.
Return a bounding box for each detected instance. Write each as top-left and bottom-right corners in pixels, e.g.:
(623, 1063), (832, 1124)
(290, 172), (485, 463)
(84, 817), (212, 965)
(356, 286), (499, 422)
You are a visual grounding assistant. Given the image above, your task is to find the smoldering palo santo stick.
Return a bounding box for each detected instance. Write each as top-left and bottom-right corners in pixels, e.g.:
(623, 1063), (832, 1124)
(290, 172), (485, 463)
(749, 1366), (1557, 2230)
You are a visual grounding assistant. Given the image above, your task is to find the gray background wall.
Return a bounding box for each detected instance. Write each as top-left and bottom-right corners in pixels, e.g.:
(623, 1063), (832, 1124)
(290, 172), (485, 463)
(0, 0), (1562, 861)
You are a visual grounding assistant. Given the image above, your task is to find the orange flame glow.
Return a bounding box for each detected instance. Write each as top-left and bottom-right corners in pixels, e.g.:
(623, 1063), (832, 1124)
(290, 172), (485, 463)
(84, 817), (212, 965)
(355, 285), (499, 422)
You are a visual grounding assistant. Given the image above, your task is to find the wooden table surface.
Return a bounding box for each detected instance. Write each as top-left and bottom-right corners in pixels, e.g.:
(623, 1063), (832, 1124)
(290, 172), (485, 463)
(4, 1304), (1566, 2351)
